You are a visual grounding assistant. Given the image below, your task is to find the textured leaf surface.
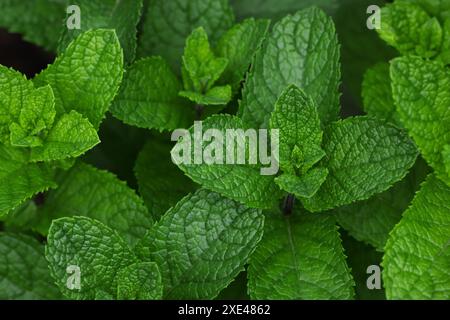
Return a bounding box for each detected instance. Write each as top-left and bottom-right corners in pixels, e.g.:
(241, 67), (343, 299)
(378, 0), (443, 58)
(46, 216), (138, 299)
(59, 0), (143, 64)
(10, 85), (56, 148)
(137, 189), (264, 299)
(239, 7), (341, 128)
(111, 57), (194, 131)
(135, 140), (197, 220)
(383, 175), (450, 299)
(362, 63), (400, 126)
(116, 262), (163, 300)
(34, 29), (124, 129)
(269, 85), (324, 172)
(0, 66), (34, 144)
(336, 158), (429, 250)
(216, 18), (270, 93)
(30, 111), (99, 162)
(275, 168), (328, 199)
(248, 210), (354, 299)
(182, 27), (228, 93)
(0, 144), (56, 217)
(0, 0), (65, 51)
(174, 114), (284, 209)
(137, 0), (234, 70)
(302, 117), (418, 212)
(36, 162), (153, 246)
(230, 0), (338, 21)
(391, 56), (450, 186)
(0, 233), (61, 299)
(179, 85), (231, 106)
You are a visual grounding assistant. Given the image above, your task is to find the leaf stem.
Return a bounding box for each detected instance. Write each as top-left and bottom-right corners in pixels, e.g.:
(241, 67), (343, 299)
(282, 194), (295, 216)
(195, 104), (204, 120)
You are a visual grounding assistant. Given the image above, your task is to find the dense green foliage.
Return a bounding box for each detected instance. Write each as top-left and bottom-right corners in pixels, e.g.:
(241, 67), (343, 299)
(0, 0), (449, 300)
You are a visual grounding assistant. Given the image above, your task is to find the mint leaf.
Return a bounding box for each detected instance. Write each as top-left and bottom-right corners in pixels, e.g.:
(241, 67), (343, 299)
(383, 174), (450, 299)
(174, 114), (284, 209)
(116, 262), (163, 300)
(35, 162), (153, 246)
(138, 0), (234, 70)
(362, 63), (400, 126)
(111, 57), (194, 131)
(136, 189), (264, 299)
(58, 0), (143, 64)
(336, 158), (429, 251)
(10, 85), (56, 148)
(275, 168), (328, 199)
(216, 18), (270, 94)
(46, 216), (138, 299)
(248, 210), (354, 299)
(182, 27), (228, 94)
(391, 56), (450, 186)
(269, 85), (324, 172)
(230, 0), (339, 21)
(302, 117), (418, 212)
(239, 7), (341, 128)
(29, 111), (99, 162)
(0, 233), (61, 299)
(378, 1), (443, 58)
(0, 65), (34, 145)
(341, 233), (386, 300)
(179, 85), (232, 106)
(135, 140), (197, 220)
(34, 29), (124, 129)
(0, 144), (56, 217)
(0, 0), (65, 51)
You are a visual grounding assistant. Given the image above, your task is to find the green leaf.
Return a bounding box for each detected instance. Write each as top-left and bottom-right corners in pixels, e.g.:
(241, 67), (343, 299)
(443, 145), (450, 180)
(179, 85), (232, 106)
(383, 174), (450, 299)
(413, 0), (450, 21)
(275, 168), (328, 199)
(230, 0), (339, 21)
(136, 189), (264, 299)
(29, 111), (99, 162)
(135, 140), (197, 220)
(34, 29), (124, 129)
(58, 0), (143, 64)
(10, 85), (56, 147)
(248, 210), (354, 299)
(335, 157), (429, 251)
(0, 0), (65, 51)
(269, 85), (324, 172)
(378, 1), (443, 58)
(182, 27), (228, 94)
(0, 201), (38, 231)
(174, 114), (284, 209)
(116, 262), (163, 300)
(302, 117), (418, 212)
(341, 233), (386, 300)
(0, 65), (34, 145)
(0, 233), (62, 299)
(46, 216), (138, 299)
(137, 0), (234, 71)
(362, 63), (400, 126)
(239, 7), (341, 128)
(0, 144), (56, 217)
(215, 18), (270, 94)
(110, 57), (194, 131)
(35, 162), (153, 246)
(391, 56), (450, 186)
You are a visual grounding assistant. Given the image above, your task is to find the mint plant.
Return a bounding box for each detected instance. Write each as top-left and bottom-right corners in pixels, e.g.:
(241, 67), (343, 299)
(0, 0), (449, 301)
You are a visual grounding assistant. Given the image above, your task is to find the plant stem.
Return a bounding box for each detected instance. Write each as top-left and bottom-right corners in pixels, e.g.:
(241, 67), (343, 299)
(195, 104), (204, 120)
(282, 194), (295, 216)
